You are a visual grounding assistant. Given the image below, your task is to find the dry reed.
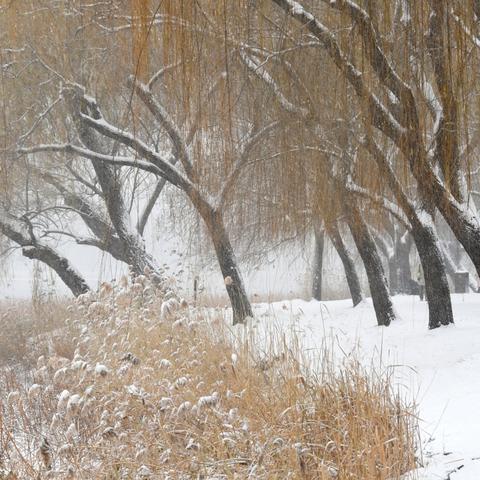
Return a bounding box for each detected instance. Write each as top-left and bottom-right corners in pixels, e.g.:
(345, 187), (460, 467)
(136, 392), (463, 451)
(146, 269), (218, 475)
(0, 274), (417, 479)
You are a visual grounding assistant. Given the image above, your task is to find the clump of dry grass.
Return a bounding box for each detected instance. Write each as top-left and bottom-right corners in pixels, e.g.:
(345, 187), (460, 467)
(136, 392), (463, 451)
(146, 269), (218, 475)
(0, 299), (73, 369)
(0, 274), (418, 479)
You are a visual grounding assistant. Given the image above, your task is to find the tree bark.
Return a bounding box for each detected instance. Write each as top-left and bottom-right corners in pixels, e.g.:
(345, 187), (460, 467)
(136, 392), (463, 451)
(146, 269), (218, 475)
(64, 86), (163, 282)
(62, 193), (129, 263)
(199, 205), (253, 325)
(90, 160), (162, 279)
(22, 245), (90, 297)
(327, 221), (363, 306)
(362, 134), (454, 328)
(346, 204), (395, 326)
(435, 199), (480, 280)
(410, 219), (454, 328)
(311, 228), (324, 301)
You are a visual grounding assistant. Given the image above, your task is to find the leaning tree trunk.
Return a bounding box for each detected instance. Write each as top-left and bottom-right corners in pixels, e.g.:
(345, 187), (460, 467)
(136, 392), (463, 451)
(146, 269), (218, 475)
(0, 213), (90, 297)
(197, 207), (252, 324)
(410, 218), (454, 328)
(90, 161), (162, 276)
(311, 228), (324, 301)
(436, 199), (480, 281)
(327, 221), (363, 306)
(64, 86), (163, 283)
(22, 244), (90, 297)
(346, 205), (395, 326)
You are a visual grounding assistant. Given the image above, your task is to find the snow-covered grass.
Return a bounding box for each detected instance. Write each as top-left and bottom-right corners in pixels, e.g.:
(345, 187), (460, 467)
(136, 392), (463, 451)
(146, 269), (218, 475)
(0, 299), (73, 368)
(245, 294), (480, 479)
(0, 277), (417, 479)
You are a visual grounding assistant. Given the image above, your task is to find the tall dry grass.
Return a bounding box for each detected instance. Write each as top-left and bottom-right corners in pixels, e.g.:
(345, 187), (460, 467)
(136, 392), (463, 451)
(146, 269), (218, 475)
(0, 274), (418, 479)
(0, 299), (73, 369)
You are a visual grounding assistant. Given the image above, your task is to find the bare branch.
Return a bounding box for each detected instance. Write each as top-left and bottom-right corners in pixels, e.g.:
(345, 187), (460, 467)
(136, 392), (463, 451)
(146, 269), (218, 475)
(218, 121), (280, 209)
(129, 77), (196, 182)
(148, 61), (182, 89)
(18, 144), (171, 182)
(17, 96), (62, 144)
(65, 164), (104, 197)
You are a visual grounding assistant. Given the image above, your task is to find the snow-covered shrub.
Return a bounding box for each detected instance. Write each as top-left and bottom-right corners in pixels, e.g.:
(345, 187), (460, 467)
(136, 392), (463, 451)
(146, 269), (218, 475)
(0, 273), (418, 478)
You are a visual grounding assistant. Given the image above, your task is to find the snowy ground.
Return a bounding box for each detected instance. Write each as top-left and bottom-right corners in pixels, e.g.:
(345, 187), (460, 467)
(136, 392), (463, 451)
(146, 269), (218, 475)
(243, 294), (480, 479)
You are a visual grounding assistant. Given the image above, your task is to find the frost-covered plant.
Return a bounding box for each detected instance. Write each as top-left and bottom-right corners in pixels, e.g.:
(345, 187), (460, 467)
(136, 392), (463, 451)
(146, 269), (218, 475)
(0, 272), (417, 478)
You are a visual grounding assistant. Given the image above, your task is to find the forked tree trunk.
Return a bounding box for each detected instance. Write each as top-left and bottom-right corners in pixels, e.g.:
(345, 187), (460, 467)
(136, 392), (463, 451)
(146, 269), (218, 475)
(410, 219), (454, 328)
(346, 205), (395, 326)
(311, 229), (324, 301)
(22, 245), (90, 297)
(327, 221), (363, 306)
(64, 86), (163, 283)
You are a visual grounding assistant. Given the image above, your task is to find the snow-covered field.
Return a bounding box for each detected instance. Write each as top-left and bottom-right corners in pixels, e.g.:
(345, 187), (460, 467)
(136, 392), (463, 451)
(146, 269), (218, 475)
(246, 294), (480, 479)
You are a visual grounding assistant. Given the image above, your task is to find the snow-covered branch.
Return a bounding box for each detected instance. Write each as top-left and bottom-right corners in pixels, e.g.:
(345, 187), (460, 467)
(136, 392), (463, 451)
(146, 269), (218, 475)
(148, 61), (182, 89)
(271, 0), (408, 147)
(344, 181), (410, 228)
(18, 144), (170, 183)
(324, 0), (416, 118)
(129, 77), (196, 182)
(76, 113), (191, 190)
(0, 208), (90, 295)
(239, 50), (310, 118)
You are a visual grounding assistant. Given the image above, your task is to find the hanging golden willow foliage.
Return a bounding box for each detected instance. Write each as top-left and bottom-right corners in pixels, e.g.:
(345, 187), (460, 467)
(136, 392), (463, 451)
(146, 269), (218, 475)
(121, 0), (480, 240)
(2, 0), (480, 241)
(130, 0), (151, 81)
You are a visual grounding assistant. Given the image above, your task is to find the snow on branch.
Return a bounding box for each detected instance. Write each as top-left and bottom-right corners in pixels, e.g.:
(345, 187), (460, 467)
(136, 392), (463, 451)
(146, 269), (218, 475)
(344, 180), (410, 228)
(148, 61), (183, 89)
(239, 50), (310, 118)
(360, 136), (418, 224)
(61, 85), (193, 190)
(129, 77), (196, 182)
(324, 0), (416, 114)
(18, 144), (180, 186)
(272, 0), (408, 147)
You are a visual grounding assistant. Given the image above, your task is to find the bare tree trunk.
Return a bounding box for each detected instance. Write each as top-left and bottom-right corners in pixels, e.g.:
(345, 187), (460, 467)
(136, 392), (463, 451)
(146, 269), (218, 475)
(346, 205), (395, 326)
(363, 134), (454, 328)
(201, 208), (253, 325)
(64, 86), (163, 282)
(389, 233), (412, 295)
(311, 228), (324, 301)
(91, 160), (162, 279)
(22, 245), (90, 297)
(327, 221), (363, 306)
(410, 219), (454, 328)
(435, 201), (480, 280)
